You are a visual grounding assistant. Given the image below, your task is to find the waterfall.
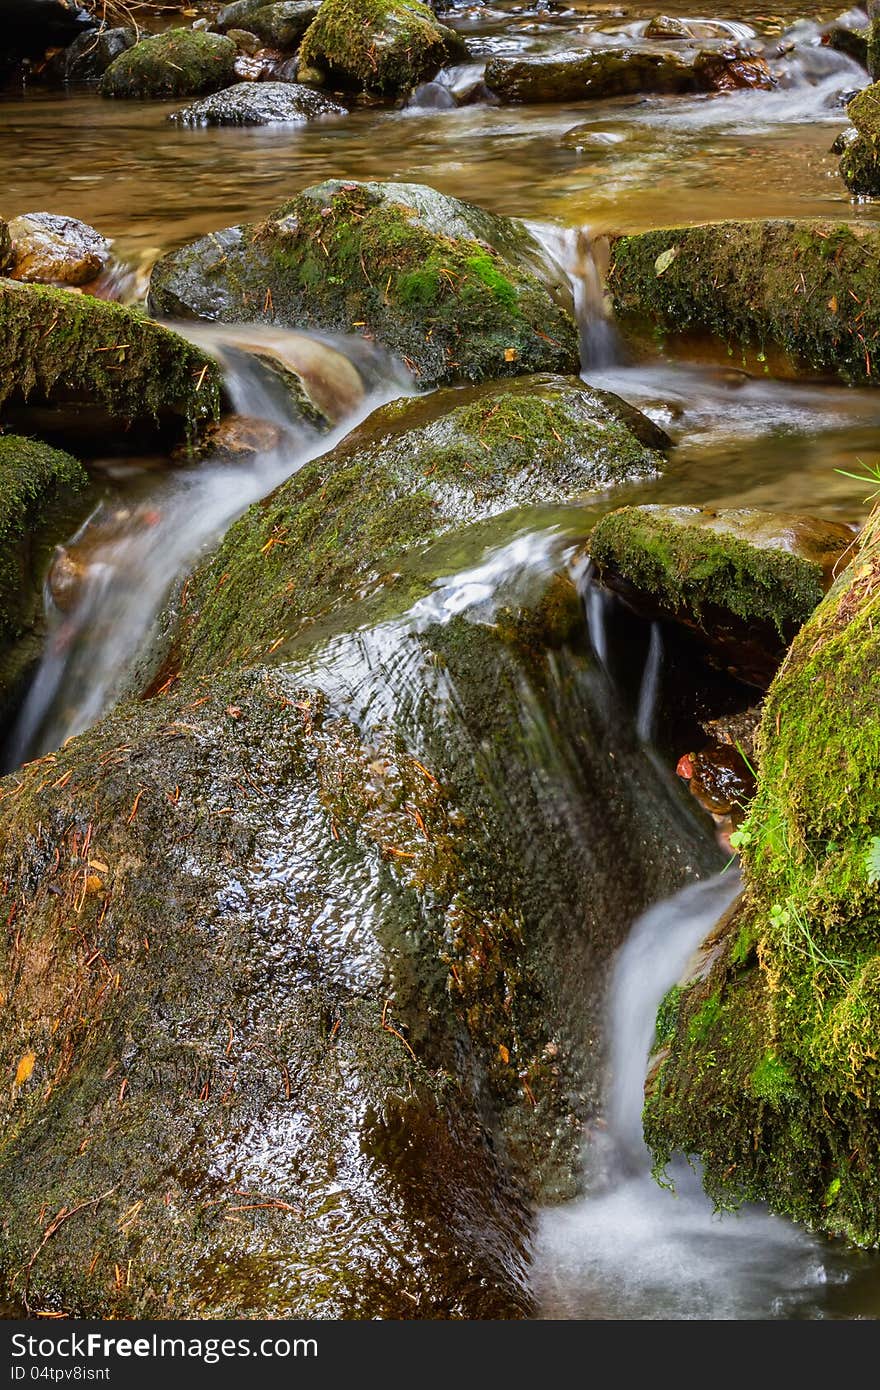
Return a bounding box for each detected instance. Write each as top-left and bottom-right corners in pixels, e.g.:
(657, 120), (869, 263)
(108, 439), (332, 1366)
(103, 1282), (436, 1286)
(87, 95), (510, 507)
(528, 221), (621, 372)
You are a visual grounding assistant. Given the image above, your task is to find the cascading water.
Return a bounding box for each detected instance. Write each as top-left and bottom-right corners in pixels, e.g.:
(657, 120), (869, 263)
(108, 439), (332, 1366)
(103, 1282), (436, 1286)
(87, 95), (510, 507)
(532, 872), (859, 1319)
(3, 326), (412, 769)
(529, 222), (620, 370)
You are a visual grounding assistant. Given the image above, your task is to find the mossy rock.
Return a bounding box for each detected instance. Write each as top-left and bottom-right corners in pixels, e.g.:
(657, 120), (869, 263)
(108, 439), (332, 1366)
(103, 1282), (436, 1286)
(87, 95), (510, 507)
(167, 375), (666, 675)
(484, 43), (769, 105)
(238, 0), (320, 49)
(0, 669), (534, 1317)
(148, 180), (579, 388)
(609, 219), (880, 383)
(0, 433), (90, 715)
(0, 221), (10, 273)
(100, 28), (236, 99)
(590, 505), (854, 687)
(644, 507), (880, 1245)
(840, 84), (880, 195)
(298, 0), (464, 97)
(0, 278), (222, 446)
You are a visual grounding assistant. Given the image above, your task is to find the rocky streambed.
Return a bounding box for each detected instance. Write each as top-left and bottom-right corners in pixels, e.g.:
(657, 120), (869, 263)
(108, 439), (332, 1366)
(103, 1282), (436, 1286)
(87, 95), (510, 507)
(3, 0), (880, 1322)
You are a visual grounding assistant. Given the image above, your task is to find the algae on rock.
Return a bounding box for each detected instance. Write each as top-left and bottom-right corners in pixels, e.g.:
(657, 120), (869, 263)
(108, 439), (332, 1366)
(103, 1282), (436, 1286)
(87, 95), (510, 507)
(609, 219), (880, 384)
(298, 0), (463, 97)
(644, 507), (880, 1246)
(100, 28), (236, 98)
(148, 180), (580, 387)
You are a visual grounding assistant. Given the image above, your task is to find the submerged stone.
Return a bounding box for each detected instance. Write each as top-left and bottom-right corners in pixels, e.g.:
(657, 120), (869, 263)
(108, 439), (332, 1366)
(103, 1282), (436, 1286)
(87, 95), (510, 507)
(609, 219), (880, 384)
(590, 505), (854, 687)
(0, 279), (222, 447)
(169, 80), (346, 125)
(0, 433), (89, 712)
(298, 0), (465, 97)
(148, 180), (579, 388)
(6, 212), (110, 287)
(100, 28), (237, 99)
(644, 504), (880, 1246)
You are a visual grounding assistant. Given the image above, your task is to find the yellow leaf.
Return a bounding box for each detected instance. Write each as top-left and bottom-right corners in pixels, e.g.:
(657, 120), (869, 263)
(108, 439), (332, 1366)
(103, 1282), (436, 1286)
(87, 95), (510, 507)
(498, 1044), (510, 1064)
(15, 1052), (35, 1086)
(504, 348), (518, 362)
(828, 295), (838, 314)
(88, 860), (109, 874)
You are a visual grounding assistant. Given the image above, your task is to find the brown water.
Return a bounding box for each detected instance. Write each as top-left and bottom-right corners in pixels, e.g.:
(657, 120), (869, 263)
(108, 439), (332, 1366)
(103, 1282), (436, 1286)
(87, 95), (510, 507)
(6, 0), (880, 1320)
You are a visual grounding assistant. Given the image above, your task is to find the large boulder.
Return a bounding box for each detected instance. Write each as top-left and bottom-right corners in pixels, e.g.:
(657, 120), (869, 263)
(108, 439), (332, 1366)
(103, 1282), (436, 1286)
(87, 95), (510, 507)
(590, 505), (855, 687)
(0, 434), (89, 713)
(608, 220), (880, 384)
(167, 374), (667, 674)
(232, 0), (319, 50)
(169, 80), (346, 125)
(148, 181), (580, 388)
(46, 26), (136, 82)
(298, 0), (464, 97)
(0, 279), (222, 447)
(484, 43), (772, 105)
(5, 213), (110, 287)
(100, 29), (237, 100)
(838, 83), (880, 196)
(644, 505), (880, 1246)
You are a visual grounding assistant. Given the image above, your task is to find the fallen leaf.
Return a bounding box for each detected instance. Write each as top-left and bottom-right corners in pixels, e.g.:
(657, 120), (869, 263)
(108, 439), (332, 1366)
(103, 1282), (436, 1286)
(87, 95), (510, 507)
(654, 245), (679, 277)
(15, 1052), (35, 1087)
(504, 347), (518, 362)
(828, 294), (839, 313)
(498, 1044), (510, 1064)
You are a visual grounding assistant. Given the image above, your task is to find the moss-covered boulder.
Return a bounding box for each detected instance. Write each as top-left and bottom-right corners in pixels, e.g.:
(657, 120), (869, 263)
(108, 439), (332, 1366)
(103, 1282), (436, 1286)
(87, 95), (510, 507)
(100, 29), (236, 99)
(234, 0), (319, 49)
(167, 375), (666, 674)
(148, 181), (579, 388)
(485, 44), (771, 105)
(590, 505), (854, 687)
(0, 433), (89, 713)
(644, 507), (880, 1246)
(0, 670), (534, 1317)
(298, 0), (464, 97)
(169, 80), (346, 126)
(839, 83), (880, 196)
(609, 220), (880, 384)
(0, 279), (221, 447)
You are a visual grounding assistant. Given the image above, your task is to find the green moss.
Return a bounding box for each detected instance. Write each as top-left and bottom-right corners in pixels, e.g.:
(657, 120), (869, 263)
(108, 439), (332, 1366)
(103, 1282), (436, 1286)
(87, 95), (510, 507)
(148, 181), (580, 389)
(0, 279), (221, 442)
(100, 28), (236, 99)
(687, 991), (721, 1044)
(168, 377), (663, 675)
(645, 508), (880, 1245)
(609, 219), (880, 383)
(590, 506), (826, 639)
(298, 0), (461, 96)
(655, 983), (686, 1048)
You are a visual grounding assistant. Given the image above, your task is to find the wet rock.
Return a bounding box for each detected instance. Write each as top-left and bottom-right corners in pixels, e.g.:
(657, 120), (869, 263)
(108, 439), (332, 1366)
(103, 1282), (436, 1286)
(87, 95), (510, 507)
(0, 279), (222, 449)
(590, 505), (855, 687)
(45, 26), (136, 82)
(298, 0), (465, 97)
(100, 29), (237, 99)
(484, 43), (773, 105)
(839, 82), (880, 195)
(644, 15), (688, 40)
(47, 505), (161, 615)
(700, 703), (762, 769)
(644, 503), (880, 1246)
(226, 27), (262, 54)
(148, 180), (579, 388)
(168, 374), (667, 674)
(608, 219), (880, 384)
(174, 414), (286, 464)
(0, 220), (10, 273)
(6, 213), (110, 287)
(169, 80), (346, 125)
(235, 0), (320, 50)
(0, 434), (89, 710)
(824, 22), (869, 69)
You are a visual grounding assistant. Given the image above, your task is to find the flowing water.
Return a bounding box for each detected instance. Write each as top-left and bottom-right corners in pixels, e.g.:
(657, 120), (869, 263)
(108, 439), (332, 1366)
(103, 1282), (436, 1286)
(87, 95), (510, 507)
(5, 0), (880, 1319)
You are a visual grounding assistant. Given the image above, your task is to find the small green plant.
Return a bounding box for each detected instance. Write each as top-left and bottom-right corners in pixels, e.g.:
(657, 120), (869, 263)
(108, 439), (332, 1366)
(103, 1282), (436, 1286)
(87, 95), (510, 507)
(728, 823), (753, 852)
(835, 460), (880, 503)
(865, 836), (880, 887)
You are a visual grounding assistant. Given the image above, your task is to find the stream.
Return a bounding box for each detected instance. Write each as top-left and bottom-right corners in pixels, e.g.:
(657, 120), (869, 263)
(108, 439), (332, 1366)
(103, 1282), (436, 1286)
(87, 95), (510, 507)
(5, 0), (880, 1320)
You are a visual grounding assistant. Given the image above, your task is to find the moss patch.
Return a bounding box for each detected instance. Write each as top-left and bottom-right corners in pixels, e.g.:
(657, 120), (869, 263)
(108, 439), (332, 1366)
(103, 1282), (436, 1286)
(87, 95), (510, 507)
(0, 279), (221, 443)
(645, 508), (880, 1245)
(100, 28), (236, 99)
(299, 0), (462, 97)
(609, 220), (880, 383)
(147, 180), (579, 388)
